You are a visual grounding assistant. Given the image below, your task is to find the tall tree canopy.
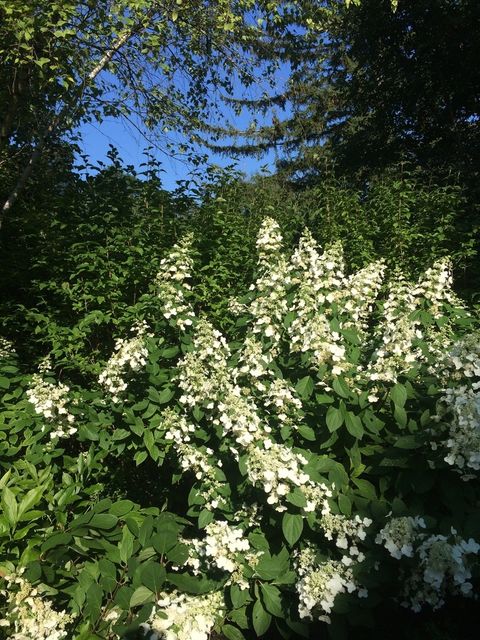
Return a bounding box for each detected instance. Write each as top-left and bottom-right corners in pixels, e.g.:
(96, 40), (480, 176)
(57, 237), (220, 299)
(211, 0), (480, 182)
(0, 0), (321, 224)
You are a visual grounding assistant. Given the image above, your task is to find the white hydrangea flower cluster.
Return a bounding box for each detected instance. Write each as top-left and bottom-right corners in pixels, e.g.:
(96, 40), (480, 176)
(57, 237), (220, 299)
(255, 216), (284, 265)
(177, 318), (231, 410)
(249, 218), (291, 346)
(294, 548), (367, 623)
(289, 311), (348, 375)
(0, 574), (73, 640)
(366, 275), (421, 387)
(0, 337), (15, 359)
(26, 374), (76, 439)
(400, 532), (480, 612)
(177, 319), (266, 447)
(367, 260), (462, 390)
(290, 234), (346, 305)
(162, 409), (226, 510)
(321, 513), (372, 559)
(156, 234), (196, 330)
(262, 378), (303, 427)
(341, 260), (386, 336)
(98, 321), (150, 402)
(237, 335), (272, 381)
(288, 234), (348, 375)
(246, 442), (330, 513)
(413, 257), (459, 319)
(434, 333), (480, 384)
(186, 521), (251, 575)
(375, 515), (426, 559)
(301, 482), (333, 514)
(215, 387), (265, 447)
(434, 385), (480, 474)
(147, 590), (224, 640)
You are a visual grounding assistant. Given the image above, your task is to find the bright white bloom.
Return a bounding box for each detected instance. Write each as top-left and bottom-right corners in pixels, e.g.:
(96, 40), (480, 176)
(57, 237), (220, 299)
(237, 335), (273, 381)
(413, 257), (459, 319)
(186, 521), (251, 575)
(290, 233), (346, 304)
(435, 385), (480, 474)
(177, 318), (231, 410)
(99, 321), (150, 402)
(294, 547), (367, 623)
(249, 218), (291, 347)
(26, 374), (76, 439)
(375, 516), (426, 559)
(156, 234), (196, 330)
(341, 260), (385, 336)
(215, 386), (265, 447)
(434, 334), (480, 384)
(288, 233), (348, 374)
(400, 533), (480, 612)
(0, 337), (15, 359)
(147, 590), (224, 640)
(262, 378), (303, 427)
(256, 217), (284, 264)
(366, 274), (421, 385)
(0, 574), (73, 640)
(321, 513), (372, 555)
(246, 443), (330, 512)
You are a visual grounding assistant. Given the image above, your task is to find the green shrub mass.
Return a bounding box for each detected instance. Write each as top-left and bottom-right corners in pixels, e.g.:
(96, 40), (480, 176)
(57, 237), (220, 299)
(1, 215), (479, 640)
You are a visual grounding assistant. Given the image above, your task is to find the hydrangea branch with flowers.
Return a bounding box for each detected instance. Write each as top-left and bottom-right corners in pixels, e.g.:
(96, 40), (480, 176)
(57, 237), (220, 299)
(1, 217), (479, 639)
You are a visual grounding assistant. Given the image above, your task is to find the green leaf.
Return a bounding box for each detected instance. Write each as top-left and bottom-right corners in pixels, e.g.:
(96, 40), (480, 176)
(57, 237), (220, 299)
(119, 526), (135, 564)
(112, 429), (130, 441)
(42, 532), (72, 552)
(394, 405), (408, 428)
(256, 551), (289, 581)
(198, 509), (214, 528)
(134, 451), (148, 466)
(333, 377), (350, 399)
(326, 406), (343, 432)
(298, 424), (315, 441)
(166, 543), (189, 565)
(344, 411), (364, 439)
(141, 562), (166, 593)
(253, 599), (272, 636)
(89, 514), (118, 530)
(338, 494), (352, 517)
(286, 489), (307, 508)
(390, 383), (407, 408)
(18, 486), (45, 518)
(85, 582), (103, 622)
(395, 435), (421, 449)
(130, 586), (155, 608)
(160, 346), (179, 359)
(260, 583), (283, 617)
(167, 573), (223, 594)
(2, 487), (18, 526)
(110, 500), (135, 517)
(315, 393), (334, 405)
(295, 376), (314, 400)
(282, 513), (303, 546)
(158, 388), (174, 404)
(230, 584), (251, 609)
(151, 527), (178, 555)
(223, 624), (246, 640)
(248, 532), (269, 552)
(352, 478), (377, 500)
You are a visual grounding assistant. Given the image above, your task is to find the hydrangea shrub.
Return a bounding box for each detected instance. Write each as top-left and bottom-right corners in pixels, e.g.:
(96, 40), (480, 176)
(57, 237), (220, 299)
(0, 219), (479, 639)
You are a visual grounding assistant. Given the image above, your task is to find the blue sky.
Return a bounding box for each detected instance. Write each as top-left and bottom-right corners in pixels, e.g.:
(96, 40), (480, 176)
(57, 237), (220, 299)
(78, 117), (278, 191)
(76, 52), (292, 191)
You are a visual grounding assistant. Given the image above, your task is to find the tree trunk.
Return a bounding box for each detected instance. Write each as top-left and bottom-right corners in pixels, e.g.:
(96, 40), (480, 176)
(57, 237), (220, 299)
(0, 6), (157, 231)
